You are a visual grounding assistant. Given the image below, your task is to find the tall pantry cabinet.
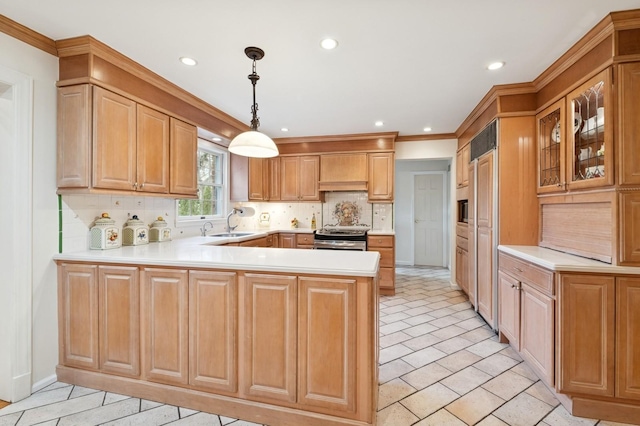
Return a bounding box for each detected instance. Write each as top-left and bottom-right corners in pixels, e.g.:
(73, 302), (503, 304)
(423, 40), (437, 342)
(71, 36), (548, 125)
(467, 117), (538, 328)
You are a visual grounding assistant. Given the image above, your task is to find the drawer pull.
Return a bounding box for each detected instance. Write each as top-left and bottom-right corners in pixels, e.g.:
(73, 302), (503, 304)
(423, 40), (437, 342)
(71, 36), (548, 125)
(514, 267), (523, 273)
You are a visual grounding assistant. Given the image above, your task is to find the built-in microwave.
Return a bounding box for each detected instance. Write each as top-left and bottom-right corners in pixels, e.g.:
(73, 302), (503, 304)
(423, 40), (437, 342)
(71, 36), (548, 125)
(457, 200), (469, 223)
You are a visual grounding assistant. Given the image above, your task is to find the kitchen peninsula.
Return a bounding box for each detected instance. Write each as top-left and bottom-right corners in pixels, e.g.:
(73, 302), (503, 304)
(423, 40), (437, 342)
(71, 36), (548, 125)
(53, 237), (380, 426)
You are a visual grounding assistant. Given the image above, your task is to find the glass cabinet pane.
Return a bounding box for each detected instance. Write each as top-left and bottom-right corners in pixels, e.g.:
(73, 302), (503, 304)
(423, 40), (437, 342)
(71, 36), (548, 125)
(539, 107), (562, 188)
(570, 79), (605, 183)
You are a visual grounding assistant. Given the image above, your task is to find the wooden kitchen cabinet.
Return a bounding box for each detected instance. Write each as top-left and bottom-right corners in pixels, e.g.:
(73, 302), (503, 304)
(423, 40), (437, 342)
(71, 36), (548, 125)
(456, 144), (470, 188)
(248, 157), (267, 201)
(58, 263), (99, 371)
(498, 271), (520, 349)
(242, 273), (298, 403)
(169, 117), (198, 196)
(281, 156), (321, 201)
(279, 233), (296, 248)
(537, 99), (566, 193)
(619, 63), (640, 186)
(57, 84), (197, 197)
(298, 276), (356, 412)
(98, 265), (140, 378)
(368, 152), (394, 202)
(616, 277), (640, 400)
(319, 153), (368, 191)
(558, 274), (615, 397)
(296, 233), (314, 249)
(189, 271), (237, 394)
(476, 226), (493, 325)
(367, 235), (395, 295)
(455, 224), (469, 296)
(141, 268), (189, 386)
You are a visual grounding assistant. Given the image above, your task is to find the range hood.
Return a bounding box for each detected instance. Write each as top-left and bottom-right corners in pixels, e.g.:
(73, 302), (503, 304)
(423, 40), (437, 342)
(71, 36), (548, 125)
(319, 153), (368, 191)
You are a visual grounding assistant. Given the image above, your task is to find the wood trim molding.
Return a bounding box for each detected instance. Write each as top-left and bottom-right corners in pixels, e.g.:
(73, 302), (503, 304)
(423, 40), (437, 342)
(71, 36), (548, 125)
(273, 132), (396, 155)
(396, 133), (457, 142)
(274, 131), (397, 144)
(0, 14), (57, 56)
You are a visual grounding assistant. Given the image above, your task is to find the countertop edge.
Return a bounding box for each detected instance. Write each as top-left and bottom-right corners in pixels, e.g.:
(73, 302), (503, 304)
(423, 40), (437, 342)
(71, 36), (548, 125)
(498, 245), (640, 275)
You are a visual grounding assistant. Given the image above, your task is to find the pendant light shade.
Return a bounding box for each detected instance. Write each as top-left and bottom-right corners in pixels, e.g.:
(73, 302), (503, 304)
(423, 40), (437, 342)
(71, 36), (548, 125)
(228, 47), (279, 158)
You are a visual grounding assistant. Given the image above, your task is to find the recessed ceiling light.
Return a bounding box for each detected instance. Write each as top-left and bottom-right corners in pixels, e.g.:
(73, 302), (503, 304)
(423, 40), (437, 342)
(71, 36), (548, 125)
(320, 38), (338, 50)
(212, 137), (222, 142)
(281, 128), (289, 132)
(179, 57), (198, 66)
(487, 61), (505, 70)
(375, 121), (384, 127)
(423, 127), (432, 132)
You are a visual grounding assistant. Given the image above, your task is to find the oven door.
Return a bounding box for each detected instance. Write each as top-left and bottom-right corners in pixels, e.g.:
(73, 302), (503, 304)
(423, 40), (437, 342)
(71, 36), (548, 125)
(313, 240), (367, 251)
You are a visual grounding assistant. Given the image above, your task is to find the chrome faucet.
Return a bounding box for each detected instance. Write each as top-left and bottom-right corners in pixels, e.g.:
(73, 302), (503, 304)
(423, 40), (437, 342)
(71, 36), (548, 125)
(226, 208), (242, 233)
(200, 221), (213, 236)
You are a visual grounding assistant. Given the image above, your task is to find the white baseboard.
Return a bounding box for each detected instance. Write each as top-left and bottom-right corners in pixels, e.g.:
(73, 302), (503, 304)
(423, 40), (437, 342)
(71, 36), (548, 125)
(32, 374), (57, 393)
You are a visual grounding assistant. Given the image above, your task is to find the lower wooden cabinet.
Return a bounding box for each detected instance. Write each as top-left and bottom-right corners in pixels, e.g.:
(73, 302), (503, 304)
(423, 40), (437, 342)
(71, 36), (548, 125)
(456, 246), (469, 296)
(616, 277), (640, 400)
(477, 226), (494, 325)
(279, 233), (296, 248)
(242, 273), (298, 403)
(367, 235), (395, 295)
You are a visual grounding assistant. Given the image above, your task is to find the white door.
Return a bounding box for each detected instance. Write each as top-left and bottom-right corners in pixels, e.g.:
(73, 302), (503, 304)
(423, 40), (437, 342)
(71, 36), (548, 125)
(414, 173), (446, 266)
(0, 65), (33, 402)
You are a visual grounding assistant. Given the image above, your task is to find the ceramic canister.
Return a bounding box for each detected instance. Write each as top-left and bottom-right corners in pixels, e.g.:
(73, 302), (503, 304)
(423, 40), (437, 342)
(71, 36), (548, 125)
(90, 212), (121, 250)
(123, 215), (149, 246)
(149, 216), (171, 242)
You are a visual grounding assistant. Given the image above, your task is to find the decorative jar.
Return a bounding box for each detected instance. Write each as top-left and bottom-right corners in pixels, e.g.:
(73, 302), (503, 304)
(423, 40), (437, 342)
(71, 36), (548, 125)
(149, 216), (171, 242)
(90, 213), (121, 250)
(122, 215), (149, 246)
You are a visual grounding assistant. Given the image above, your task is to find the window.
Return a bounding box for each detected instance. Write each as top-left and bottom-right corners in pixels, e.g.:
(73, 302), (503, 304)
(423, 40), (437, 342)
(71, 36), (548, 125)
(177, 140), (227, 223)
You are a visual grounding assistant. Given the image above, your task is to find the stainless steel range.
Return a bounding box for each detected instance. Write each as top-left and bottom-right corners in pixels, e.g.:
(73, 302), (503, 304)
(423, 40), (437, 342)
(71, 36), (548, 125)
(313, 225), (370, 251)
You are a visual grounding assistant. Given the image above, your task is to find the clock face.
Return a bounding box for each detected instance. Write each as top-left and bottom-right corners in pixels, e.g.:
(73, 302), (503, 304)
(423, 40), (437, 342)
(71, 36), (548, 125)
(551, 122), (561, 143)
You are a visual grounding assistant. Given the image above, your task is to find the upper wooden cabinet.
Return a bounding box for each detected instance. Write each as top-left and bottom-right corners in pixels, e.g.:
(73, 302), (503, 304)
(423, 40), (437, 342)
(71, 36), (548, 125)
(619, 62), (640, 186)
(368, 152), (394, 202)
(456, 144), (470, 189)
(280, 156), (321, 201)
(248, 157), (280, 201)
(57, 84), (197, 198)
(319, 153), (368, 191)
(537, 99), (566, 194)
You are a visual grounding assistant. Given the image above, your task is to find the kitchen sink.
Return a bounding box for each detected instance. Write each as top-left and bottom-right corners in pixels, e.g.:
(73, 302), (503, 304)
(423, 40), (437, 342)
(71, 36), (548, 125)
(207, 232), (255, 237)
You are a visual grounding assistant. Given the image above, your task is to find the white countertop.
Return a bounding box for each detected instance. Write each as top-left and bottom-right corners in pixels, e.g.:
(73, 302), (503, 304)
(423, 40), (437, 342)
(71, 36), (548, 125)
(499, 245), (640, 275)
(54, 236), (380, 277)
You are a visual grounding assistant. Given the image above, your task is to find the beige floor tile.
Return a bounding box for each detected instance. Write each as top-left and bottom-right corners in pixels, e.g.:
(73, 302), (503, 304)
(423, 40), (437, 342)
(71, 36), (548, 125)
(379, 331), (412, 348)
(429, 315), (462, 329)
(381, 304), (409, 315)
(456, 316), (486, 330)
(451, 309), (478, 320)
(379, 321), (411, 335)
(431, 325), (467, 340)
(404, 306), (433, 316)
(400, 383), (460, 419)
(482, 370), (534, 400)
(473, 353), (520, 376)
(440, 366), (492, 395)
(449, 301), (474, 311)
(380, 312), (412, 324)
(459, 327), (495, 342)
(378, 378), (417, 410)
(540, 405), (598, 426)
(429, 307), (456, 318)
(475, 414), (510, 425)
(436, 350), (483, 372)
(414, 408), (466, 425)
(404, 313), (437, 326)
(493, 392), (554, 425)
(524, 381), (559, 407)
(446, 387), (505, 425)
(378, 359), (416, 384)
(403, 333), (442, 351)
(498, 345), (522, 361)
(466, 339), (508, 358)
(509, 361), (540, 381)
(402, 346), (447, 368)
(432, 336), (474, 354)
(401, 362), (453, 390)
(379, 344), (414, 364)
(377, 402), (419, 426)
(404, 300), (429, 308)
(404, 322), (439, 337)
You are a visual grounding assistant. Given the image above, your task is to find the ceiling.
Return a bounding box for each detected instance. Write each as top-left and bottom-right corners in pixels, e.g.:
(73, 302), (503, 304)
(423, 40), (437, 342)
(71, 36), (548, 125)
(2, 0), (640, 140)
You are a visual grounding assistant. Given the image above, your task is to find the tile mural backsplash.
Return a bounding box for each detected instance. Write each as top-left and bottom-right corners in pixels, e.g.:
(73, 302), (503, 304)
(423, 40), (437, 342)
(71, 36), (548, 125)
(61, 191), (393, 252)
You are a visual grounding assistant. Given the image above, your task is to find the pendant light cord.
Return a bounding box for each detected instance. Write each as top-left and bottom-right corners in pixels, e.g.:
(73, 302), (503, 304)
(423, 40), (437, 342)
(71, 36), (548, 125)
(249, 57), (260, 131)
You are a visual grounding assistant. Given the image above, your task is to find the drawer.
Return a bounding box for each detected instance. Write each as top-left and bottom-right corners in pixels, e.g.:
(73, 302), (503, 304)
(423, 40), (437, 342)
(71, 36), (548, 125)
(379, 267), (395, 288)
(239, 237), (267, 247)
(296, 233), (314, 246)
(456, 236), (468, 252)
(368, 235), (394, 248)
(370, 247), (394, 268)
(456, 223), (468, 238)
(499, 252), (554, 295)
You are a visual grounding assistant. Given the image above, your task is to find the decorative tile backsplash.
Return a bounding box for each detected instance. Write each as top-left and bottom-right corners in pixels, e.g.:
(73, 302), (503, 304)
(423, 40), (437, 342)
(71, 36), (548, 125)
(61, 191), (393, 252)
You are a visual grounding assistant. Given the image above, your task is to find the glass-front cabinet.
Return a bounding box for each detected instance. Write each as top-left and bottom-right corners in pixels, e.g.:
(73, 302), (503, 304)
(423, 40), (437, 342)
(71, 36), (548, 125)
(536, 68), (613, 194)
(566, 69), (613, 190)
(537, 99), (565, 194)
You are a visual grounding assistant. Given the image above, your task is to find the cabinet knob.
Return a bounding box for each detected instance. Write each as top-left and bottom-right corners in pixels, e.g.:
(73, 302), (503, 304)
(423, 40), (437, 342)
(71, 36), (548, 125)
(514, 267), (523, 273)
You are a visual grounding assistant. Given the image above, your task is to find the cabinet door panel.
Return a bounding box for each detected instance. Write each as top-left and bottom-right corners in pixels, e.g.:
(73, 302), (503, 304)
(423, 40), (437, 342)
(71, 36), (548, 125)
(170, 118), (198, 196)
(92, 86), (137, 190)
(137, 104), (169, 193)
(520, 284), (554, 386)
(476, 152), (493, 228)
(558, 274), (614, 396)
(299, 156), (320, 200)
(298, 277), (356, 412)
(58, 263), (99, 370)
(620, 63), (640, 185)
(141, 268), (189, 385)
(477, 226), (493, 326)
(620, 192), (640, 265)
(616, 277), (640, 400)
(243, 274), (297, 402)
(189, 271), (237, 393)
(99, 266), (140, 377)
(368, 153), (394, 201)
(248, 158), (266, 201)
(268, 157), (281, 201)
(279, 233), (296, 248)
(280, 157), (299, 200)
(57, 85), (91, 188)
(497, 271), (520, 348)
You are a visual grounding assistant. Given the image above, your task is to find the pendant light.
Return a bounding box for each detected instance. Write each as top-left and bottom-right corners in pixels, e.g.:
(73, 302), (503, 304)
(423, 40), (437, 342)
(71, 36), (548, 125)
(228, 47), (279, 158)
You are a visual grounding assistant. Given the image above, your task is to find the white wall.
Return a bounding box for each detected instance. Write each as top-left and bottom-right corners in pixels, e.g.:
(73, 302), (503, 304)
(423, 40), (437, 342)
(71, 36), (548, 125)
(395, 139), (458, 283)
(0, 32), (59, 389)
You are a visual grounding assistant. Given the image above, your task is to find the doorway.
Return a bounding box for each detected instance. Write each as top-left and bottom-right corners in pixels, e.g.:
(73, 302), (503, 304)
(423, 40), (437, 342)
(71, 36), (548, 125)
(413, 172), (447, 266)
(0, 65), (33, 402)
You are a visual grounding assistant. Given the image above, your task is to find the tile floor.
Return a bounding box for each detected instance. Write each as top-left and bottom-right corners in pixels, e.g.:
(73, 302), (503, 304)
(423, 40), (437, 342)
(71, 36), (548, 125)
(0, 266), (637, 426)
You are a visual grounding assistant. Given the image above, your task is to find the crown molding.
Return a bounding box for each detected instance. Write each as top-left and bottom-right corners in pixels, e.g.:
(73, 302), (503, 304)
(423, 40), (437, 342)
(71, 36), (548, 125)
(0, 14), (57, 56)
